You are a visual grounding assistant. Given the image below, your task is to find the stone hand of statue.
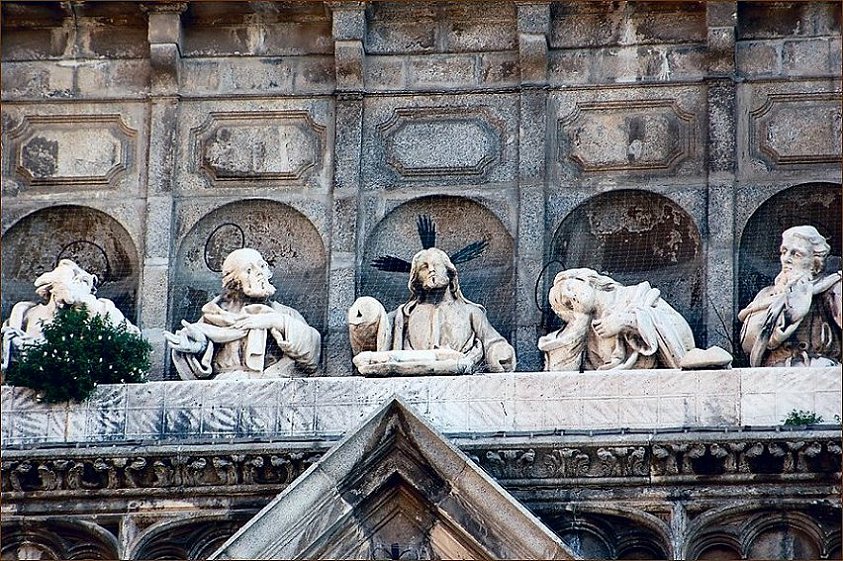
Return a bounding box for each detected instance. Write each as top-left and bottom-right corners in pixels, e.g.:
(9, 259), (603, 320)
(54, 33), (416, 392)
(232, 313), (284, 334)
(486, 343), (516, 373)
(592, 311), (634, 338)
(783, 274), (813, 324)
(164, 320), (208, 354)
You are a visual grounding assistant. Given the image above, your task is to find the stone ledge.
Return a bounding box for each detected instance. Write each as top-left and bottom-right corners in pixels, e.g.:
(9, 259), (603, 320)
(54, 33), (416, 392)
(1, 429), (839, 497)
(1, 367), (840, 448)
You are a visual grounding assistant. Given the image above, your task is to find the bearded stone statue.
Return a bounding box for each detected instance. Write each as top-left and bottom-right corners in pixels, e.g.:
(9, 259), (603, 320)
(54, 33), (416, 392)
(2, 259), (140, 371)
(165, 248), (321, 379)
(738, 225), (841, 367)
(348, 247), (516, 375)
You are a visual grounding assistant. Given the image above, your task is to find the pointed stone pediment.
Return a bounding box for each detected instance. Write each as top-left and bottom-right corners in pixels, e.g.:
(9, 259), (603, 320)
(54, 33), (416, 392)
(210, 397), (576, 560)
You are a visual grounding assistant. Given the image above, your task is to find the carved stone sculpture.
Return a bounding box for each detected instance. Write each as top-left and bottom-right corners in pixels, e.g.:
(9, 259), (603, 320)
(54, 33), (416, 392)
(538, 268), (702, 371)
(738, 225), (841, 367)
(348, 247), (515, 375)
(1, 259), (139, 371)
(165, 248), (321, 379)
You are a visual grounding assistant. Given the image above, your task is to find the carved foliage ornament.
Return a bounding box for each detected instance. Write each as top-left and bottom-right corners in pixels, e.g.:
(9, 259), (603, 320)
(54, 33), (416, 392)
(469, 439), (841, 481)
(0, 452), (318, 493)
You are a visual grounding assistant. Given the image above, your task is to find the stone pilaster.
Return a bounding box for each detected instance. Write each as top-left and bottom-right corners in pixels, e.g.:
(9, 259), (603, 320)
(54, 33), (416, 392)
(705, 1), (737, 351)
(326, 2), (367, 376)
(139, 1), (186, 378)
(515, 2), (550, 370)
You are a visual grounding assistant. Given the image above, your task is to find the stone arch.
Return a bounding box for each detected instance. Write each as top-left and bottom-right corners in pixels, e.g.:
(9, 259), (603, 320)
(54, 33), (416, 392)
(684, 503), (839, 560)
(171, 198), (328, 343)
(547, 189), (704, 343)
(1, 205), (140, 323)
(126, 513), (250, 560)
(360, 195), (515, 341)
(0, 519), (119, 560)
(742, 512), (823, 560)
(541, 507), (672, 560)
(737, 182), (842, 327)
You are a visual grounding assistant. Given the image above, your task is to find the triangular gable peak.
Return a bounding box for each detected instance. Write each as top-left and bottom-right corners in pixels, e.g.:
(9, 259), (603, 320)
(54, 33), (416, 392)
(210, 397), (577, 560)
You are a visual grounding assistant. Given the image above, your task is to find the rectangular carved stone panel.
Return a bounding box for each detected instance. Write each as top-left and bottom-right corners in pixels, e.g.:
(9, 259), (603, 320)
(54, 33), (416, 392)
(362, 94), (518, 189)
(1, 104), (145, 196)
(749, 91), (842, 168)
(552, 87), (703, 180)
(175, 99), (333, 193)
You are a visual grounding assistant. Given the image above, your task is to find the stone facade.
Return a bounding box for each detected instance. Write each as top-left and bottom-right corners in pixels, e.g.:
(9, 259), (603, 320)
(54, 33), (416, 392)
(1, 1), (841, 559)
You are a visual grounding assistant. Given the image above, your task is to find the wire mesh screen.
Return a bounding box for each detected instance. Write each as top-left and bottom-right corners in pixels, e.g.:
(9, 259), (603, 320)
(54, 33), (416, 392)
(360, 195), (515, 341)
(170, 200), (327, 375)
(1, 205), (139, 323)
(544, 190), (704, 343)
(737, 182), (842, 333)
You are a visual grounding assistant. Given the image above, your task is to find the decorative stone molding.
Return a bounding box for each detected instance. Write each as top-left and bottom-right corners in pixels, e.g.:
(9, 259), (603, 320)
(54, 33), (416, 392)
(190, 111), (327, 186)
(557, 99), (696, 173)
(6, 114), (136, 191)
(378, 106), (506, 178)
(749, 92), (843, 168)
(468, 437), (842, 481)
(3, 435), (839, 495)
(1, 451), (318, 494)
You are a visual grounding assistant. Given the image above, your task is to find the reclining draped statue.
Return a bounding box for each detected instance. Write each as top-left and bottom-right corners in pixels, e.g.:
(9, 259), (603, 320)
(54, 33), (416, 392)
(348, 247), (516, 375)
(537, 268), (732, 371)
(165, 248), (321, 379)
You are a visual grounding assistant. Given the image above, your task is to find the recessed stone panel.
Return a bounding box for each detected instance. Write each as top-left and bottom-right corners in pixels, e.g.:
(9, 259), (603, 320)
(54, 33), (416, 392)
(362, 95), (518, 189)
(5, 114), (135, 192)
(381, 108), (502, 178)
(557, 99), (695, 173)
(550, 87), (704, 180)
(194, 111), (325, 183)
(749, 92), (843, 168)
(175, 99), (333, 192)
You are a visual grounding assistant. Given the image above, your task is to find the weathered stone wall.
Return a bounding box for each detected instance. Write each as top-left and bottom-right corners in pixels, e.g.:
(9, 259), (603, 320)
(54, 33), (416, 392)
(2, 1), (841, 377)
(1, 371), (841, 560)
(2, 3), (842, 559)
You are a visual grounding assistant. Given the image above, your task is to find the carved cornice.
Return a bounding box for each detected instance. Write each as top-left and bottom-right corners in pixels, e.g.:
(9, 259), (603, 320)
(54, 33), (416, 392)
(2, 434), (839, 497)
(1, 450), (321, 496)
(467, 437), (842, 482)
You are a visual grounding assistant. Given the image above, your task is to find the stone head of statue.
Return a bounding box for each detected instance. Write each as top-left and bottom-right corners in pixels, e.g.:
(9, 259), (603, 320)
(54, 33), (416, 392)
(408, 247), (467, 302)
(549, 268), (621, 318)
(778, 225), (831, 283)
(34, 259), (97, 307)
(221, 248), (276, 300)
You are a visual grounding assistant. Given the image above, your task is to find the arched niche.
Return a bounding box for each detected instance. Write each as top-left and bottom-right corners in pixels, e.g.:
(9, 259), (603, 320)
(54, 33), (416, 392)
(127, 514), (249, 560)
(1, 205), (140, 323)
(0, 520), (119, 560)
(737, 183), (842, 318)
(171, 199), (327, 336)
(360, 195), (515, 340)
(745, 525), (821, 560)
(543, 510), (671, 560)
(684, 505), (838, 560)
(547, 189), (703, 340)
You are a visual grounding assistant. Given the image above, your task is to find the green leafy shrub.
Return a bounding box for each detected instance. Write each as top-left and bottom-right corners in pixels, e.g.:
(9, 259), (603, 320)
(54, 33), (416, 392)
(5, 306), (151, 403)
(782, 409), (824, 426)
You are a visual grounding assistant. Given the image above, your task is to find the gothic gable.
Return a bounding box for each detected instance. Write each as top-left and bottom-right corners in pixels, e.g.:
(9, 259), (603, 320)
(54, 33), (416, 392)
(210, 398), (576, 560)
